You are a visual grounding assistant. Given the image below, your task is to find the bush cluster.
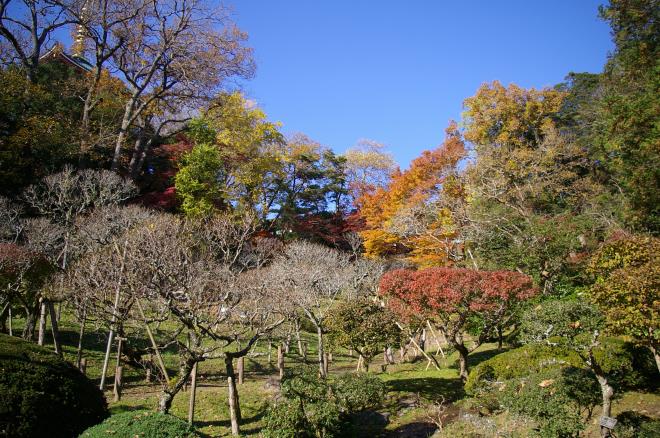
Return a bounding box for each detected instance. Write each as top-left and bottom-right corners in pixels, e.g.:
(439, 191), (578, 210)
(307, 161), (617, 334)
(466, 338), (656, 396)
(80, 411), (199, 437)
(262, 368), (386, 438)
(465, 339), (657, 437)
(0, 334), (109, 438)
(615, 411), (660, 438)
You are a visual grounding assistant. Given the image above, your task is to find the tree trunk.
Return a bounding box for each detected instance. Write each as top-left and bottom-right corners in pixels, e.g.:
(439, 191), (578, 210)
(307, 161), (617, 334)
(595, 373), (614, 437)
(22, 305), (38, 340)
(650, 343), (660, 374)
(76, 309), (87, 368)
(277, 344), (285, 379)
(295, 319), (304, 356)
(158, 359), (196, 414)
(497, 326), (503, 350)
(454, 342), (469, 383)
(128, 129), (147, 179)
(237, 356), (244, 385)
(111, 99), (136, 171)
(225, 356), (241, 436)
(316, 326), (326, 378)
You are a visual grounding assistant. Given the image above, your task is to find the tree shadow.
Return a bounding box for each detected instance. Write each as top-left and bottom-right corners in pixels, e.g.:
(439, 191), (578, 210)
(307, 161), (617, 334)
(195, 410), (266, 430)
(385, 376), (464, 402)
(387, 421), (437, 438)
(467, 347), (509, 368)
(109, 404), (151, 414)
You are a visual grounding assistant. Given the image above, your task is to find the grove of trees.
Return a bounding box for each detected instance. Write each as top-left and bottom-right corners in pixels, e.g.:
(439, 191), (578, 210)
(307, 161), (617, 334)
(0, 0), (657, 437)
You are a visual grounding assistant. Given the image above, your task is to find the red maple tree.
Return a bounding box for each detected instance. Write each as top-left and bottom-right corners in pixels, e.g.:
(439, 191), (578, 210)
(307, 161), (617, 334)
(380, 267), (536, 382)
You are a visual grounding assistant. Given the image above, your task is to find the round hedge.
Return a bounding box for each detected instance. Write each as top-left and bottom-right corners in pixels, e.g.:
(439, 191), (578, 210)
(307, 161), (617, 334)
(0, 333), (109, 437)
(80, 411), (199, 437)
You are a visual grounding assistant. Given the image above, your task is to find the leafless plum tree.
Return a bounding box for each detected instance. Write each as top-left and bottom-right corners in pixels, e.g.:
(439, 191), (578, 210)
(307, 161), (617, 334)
(271, 241), (352, 378)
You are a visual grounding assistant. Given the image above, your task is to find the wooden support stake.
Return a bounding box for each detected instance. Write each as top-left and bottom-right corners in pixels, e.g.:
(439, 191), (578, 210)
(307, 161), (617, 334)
(237, 356), (244, 385)
(227, 371), (240, 436)
(135, 300), (169, 382)
(37, 299), (47, 346)
(100, 241), (127, 391)
(426, 321), (445, 358)
(277, 344), (284, 379)
(7, 307), (12, 336)
(47, 301), (62, 356)
(113, 337), (124, 400)
(113, 366), (123, 402)
(188, 362), (198, 424)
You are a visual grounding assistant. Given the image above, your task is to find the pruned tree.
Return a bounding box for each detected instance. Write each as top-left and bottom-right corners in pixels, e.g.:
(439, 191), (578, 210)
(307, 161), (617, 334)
(326, 299), (401, 372)
(22, 167), (136, 348)
(107, 212), (285, 437)
(0, 243), (54, 339)
(519, 300), (618, 438)
(380, 267), (537, 382)
(271, 241), (351, 378)
(589, 233), (660, 372)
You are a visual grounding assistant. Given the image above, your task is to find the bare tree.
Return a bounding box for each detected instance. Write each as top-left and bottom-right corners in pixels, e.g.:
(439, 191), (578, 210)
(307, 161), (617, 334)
(0, 0), (79, 81)
(22, 167), (136, 348)
(124, 213), (285, 434)
(271, 241), (351, 378)
(108, 0), (255, 171)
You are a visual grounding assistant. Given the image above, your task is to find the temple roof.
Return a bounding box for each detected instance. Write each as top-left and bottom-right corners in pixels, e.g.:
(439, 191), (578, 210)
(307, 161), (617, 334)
(39, 43), (93, 73)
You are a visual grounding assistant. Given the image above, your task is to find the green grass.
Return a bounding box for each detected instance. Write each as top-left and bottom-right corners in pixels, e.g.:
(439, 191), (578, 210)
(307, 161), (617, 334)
(7, 310), (660, 437)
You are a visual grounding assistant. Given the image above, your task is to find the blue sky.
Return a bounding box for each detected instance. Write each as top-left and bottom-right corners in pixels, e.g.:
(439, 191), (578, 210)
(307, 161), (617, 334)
(229, 0), (613, 168)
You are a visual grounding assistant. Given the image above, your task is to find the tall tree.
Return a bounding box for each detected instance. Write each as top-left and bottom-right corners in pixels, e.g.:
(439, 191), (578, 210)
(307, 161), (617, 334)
(107, 0), (254, 171)
(358, 123), (465, 266)
(597, 0), (659, 233)
(463, 81), (613, 293)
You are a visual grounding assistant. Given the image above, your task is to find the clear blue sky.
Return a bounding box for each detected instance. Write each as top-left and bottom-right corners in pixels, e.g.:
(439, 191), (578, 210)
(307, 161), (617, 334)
(229, 0), (613, 168)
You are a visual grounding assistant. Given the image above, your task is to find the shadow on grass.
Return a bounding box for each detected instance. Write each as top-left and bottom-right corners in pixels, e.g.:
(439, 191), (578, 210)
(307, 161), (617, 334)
(387, 421), (437, 438)
(109, 404), (151, 414)
(195, 410), (266, 430)
(386, 376), (464, 402)
(467, 347), (509, 368)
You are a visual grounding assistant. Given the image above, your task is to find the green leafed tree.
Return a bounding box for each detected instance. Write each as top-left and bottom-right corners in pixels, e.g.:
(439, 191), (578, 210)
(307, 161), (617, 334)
(326, 299), (401, 372)
(174, 143), (223, 218)
(589, 233), (659, 372)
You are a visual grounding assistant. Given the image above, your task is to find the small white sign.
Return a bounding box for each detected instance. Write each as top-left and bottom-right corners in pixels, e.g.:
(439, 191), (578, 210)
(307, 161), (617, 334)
(599, 416), (617, 429)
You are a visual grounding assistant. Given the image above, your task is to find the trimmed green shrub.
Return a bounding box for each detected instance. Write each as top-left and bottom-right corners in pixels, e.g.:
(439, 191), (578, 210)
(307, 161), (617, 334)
(615, 411), (660, 438)
(466, 338), (656, 395)
(79, 411), (199, 437)
(496, 367), (601, 438)
(332, 373), (386, 413)
(262, 367), (387, 438)
(465, 343), (581, 395)
(0, 334), (108, 438)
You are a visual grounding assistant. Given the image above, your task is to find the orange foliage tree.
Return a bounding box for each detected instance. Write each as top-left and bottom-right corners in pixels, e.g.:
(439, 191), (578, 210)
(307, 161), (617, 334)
(357, 123), (466, 266)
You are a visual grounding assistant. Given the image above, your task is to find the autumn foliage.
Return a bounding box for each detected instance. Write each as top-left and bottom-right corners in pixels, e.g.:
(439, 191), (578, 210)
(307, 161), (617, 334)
(380, 267), (537, 380)
(357, 123), (466, 265)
